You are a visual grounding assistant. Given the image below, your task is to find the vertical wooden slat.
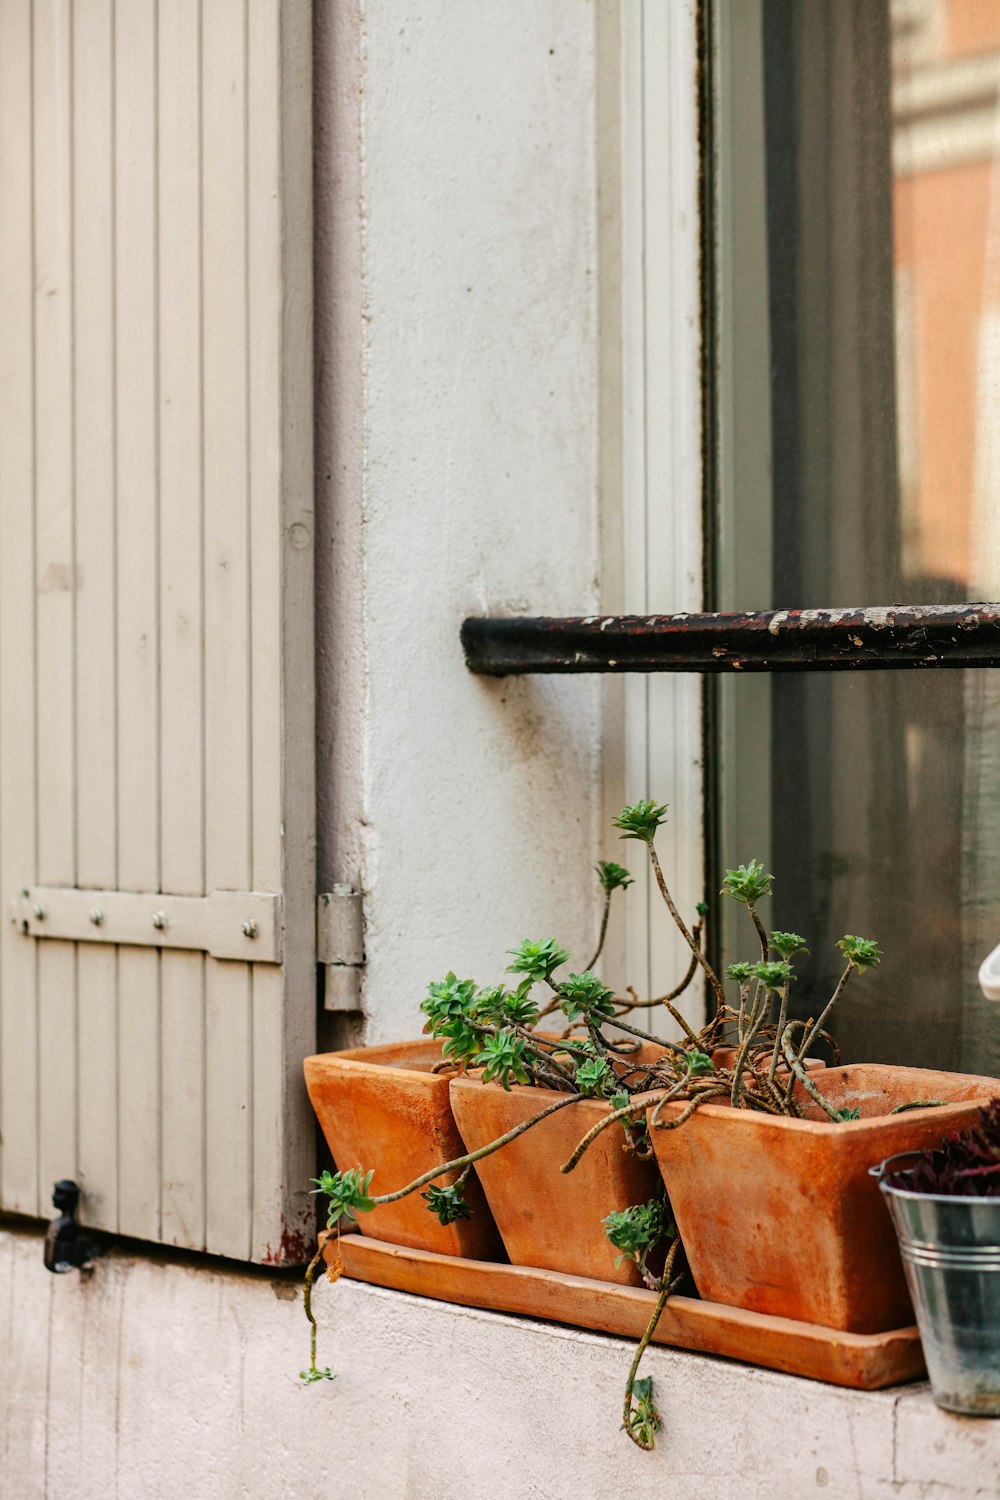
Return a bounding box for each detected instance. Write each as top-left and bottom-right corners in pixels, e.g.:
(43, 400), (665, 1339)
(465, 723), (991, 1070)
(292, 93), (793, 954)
(248, 0), (315, 1260)
(73, 0), (119, 1233)
(115, 0), (161, 1242)
(0, 0), (40, 1215)
(158, 0), (206, 1251)
(248, 0), (285, 1259)
(203, 0), (253, 1260)
(33, 0), (78, 1203)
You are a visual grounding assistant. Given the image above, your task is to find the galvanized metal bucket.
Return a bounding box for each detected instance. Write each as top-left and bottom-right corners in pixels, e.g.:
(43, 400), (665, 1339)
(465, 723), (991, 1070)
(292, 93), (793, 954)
(873, 1152), (1000, 1417)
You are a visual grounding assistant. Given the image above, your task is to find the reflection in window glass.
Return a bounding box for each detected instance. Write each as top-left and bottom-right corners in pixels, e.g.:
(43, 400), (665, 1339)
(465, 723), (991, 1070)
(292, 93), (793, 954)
(715, 0), (1000, 1074)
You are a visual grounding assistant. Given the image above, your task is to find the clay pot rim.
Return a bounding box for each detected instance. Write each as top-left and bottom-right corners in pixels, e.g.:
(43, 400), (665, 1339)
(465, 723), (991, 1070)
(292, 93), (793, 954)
(305, 1030), (575, 1078)
(449, 1070), (615, 1120)
(645, 1063), (1000, 1136)
(304, 1037), (453, 1082)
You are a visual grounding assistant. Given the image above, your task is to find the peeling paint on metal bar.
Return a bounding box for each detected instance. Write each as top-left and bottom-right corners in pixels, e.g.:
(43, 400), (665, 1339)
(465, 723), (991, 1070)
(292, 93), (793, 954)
(461, 603), (1000, 676)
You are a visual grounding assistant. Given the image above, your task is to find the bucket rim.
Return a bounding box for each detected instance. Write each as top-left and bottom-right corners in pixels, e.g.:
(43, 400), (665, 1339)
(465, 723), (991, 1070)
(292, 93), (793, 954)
(872, 1149), (1000, 1206)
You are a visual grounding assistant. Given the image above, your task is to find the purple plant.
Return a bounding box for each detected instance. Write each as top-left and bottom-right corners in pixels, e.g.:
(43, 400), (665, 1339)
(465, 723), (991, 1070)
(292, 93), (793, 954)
(888, 1099), (1000, 1197)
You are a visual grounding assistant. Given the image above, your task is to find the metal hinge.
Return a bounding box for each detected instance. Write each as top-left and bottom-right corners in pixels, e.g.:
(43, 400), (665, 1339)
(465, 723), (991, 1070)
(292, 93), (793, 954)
(317, 886), (365, 1013)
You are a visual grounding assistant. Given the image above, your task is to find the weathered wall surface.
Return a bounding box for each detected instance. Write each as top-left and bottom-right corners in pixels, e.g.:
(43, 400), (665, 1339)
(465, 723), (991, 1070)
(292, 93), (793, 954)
(2, 1223), (997, 1500)
(314, 0), (606, 1045)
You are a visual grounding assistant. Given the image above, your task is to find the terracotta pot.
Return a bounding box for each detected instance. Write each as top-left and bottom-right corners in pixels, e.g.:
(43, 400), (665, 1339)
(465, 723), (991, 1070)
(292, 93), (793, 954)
(648, 1062), (1000, 1333)
(449, 1074), (663, 1286)
(303, 1039), (504, 1259)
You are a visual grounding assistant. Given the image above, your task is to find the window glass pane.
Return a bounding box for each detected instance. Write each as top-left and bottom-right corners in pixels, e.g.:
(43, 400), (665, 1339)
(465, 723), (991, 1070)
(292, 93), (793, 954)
(767, 670), (999, 1076)
(714, 0), (1000, 1074)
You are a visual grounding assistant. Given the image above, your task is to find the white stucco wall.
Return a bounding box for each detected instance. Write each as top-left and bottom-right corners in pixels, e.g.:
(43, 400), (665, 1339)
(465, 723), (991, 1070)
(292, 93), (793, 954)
(3, 1222), (997, 1500)
(315, 0), (607, 1045)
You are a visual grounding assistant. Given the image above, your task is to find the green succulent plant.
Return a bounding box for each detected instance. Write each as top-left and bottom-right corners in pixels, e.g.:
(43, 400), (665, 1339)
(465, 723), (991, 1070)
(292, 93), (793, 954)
(726, 961), (755, 983)
(574, 1055), (613, 1097)
(422, 1181), (473, 1224)
(506, 937), (570, 986)
(304, 798), (891, 1455)
(682, 1049), (714, 1077)
(420, 972), (482, 1065)
(479, 1027), (532, 1089)
(624, 1377), (661, 1449)
(558, 971), (617, 1023)
(603, 1198), (671, 1269)
(836, 935), (882, 972)
(475, 983), (540, 1030)
(613, 800), (669, 844)
(310, 1167), (375, 1228)
(770, 931), (808, 959)
(721, 859), (774, 906)
(597, 859), (634, 893)
(751, 960), (793, 991)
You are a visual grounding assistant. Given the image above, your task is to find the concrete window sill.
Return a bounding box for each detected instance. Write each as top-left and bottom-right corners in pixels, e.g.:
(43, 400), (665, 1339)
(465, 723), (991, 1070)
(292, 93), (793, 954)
(2, 1221), (997, 1499)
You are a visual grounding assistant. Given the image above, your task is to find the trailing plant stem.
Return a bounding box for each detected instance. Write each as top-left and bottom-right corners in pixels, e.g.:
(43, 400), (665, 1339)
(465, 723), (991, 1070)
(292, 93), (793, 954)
(585, 889), (613, 973)
(730, 995), (772, 1108)
(623, 1237), (683, 1452)
(781, 1029), (843, 1123)
(767, 987), (789, 1085)
(749, 903), (769, 963)
(795, 965), (851, 1070)
(650, 1085), (728, 1131)
(663, 1000), (699, 1045)
(736, 982), (750, 1042)
(561, 1090), (670, 1173)
(648, 843), (726, 1010)
(301, 1242), (329, 1382)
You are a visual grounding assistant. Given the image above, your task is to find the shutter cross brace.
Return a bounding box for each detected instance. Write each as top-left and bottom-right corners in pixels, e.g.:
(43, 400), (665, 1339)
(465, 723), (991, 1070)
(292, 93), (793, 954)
(10, 886), (281, 964)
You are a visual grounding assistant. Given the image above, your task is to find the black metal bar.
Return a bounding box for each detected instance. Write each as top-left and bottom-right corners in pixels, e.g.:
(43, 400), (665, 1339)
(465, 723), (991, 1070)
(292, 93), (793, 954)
(461, 604), (1000, 676)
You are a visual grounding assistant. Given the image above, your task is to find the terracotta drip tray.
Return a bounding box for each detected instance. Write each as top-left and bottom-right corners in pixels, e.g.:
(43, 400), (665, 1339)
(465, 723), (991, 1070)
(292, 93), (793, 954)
(325, 1233), (925, 1392)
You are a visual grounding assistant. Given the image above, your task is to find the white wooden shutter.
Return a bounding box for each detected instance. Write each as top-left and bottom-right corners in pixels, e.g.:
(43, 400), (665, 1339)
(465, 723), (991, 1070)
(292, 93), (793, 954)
(0, 0), (315, 1264)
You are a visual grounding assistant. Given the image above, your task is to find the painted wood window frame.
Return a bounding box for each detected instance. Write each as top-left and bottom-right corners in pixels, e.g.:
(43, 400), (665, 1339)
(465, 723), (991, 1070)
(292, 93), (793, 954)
(602, 0), (706, 1018)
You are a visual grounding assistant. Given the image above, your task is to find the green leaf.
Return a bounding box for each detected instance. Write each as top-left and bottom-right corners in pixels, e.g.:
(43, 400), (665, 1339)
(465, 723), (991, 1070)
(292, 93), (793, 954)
(420, 973), (483, 1066)
(421, 972), (477, 1029)
(299, 1367), (336, 1385)
(505, 938), (570, 986)
(479, 1027), (532, 1090)
(624, 1376), (661, 1447)
(475, 984), (539, 1030)
(558, 971), (617, 1023)
(310, 1166), (376, 1227)
(770, 931), (808, 959)
(836, 935), (882, 973)
(683, 1049), (715, 1077)
(721, 859), (774, 906)
(422, 1182), (474, 1224)
(833, 1105), (861, 1122)
(751, 960), (792, 992)
(575, 1055), (613, 1097)
(613, 800), (669, 845)
(603, 1198), (672, 1261)
(726, 961), (755, 983)
(597, 860), (634, 893)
